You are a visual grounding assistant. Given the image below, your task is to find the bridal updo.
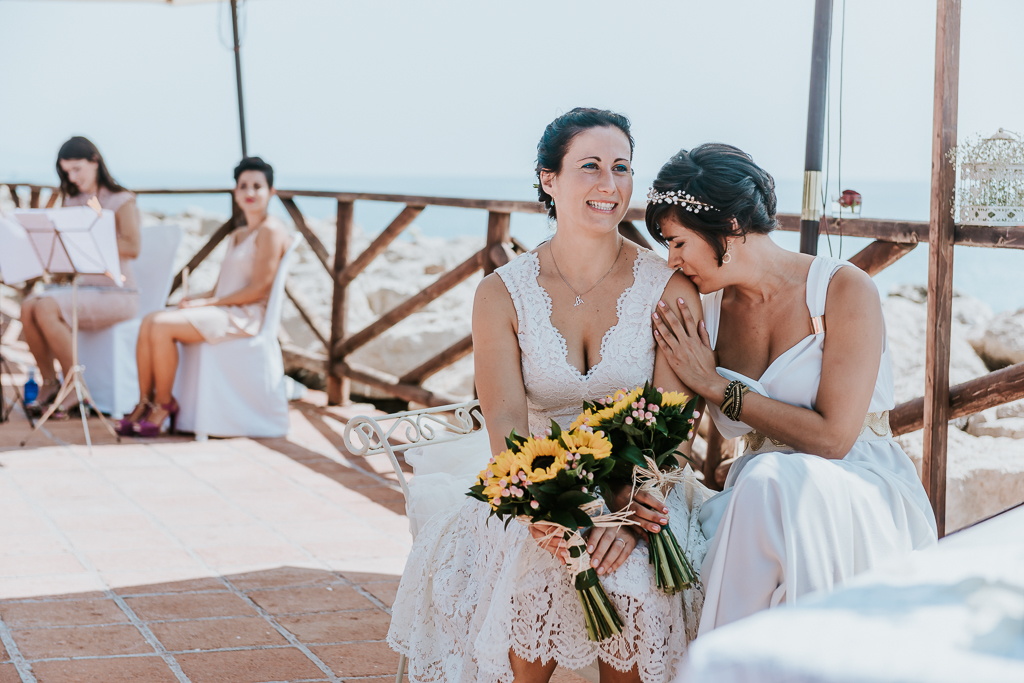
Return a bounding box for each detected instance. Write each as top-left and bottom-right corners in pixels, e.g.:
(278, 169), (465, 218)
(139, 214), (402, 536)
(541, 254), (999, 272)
(535, 107), (634, 219)
(645, 143), (778, 266)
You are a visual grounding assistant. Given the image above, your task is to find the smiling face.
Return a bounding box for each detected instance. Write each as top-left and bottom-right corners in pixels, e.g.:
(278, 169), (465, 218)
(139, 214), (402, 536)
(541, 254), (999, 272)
(59, 158), (99, 195)
(659, 213), (731, 294)
(234, 170), (273, 213)
(540, 126), (632, 236)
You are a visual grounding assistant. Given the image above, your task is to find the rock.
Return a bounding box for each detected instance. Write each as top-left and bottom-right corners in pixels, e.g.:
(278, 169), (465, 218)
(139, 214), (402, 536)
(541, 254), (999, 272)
(896, 428), (1024, 532)
(969, 307), (1024, 370)
(997, 399), (1024, 419)
(966, 406), (1024, 439)
(882, 294), (990, 405)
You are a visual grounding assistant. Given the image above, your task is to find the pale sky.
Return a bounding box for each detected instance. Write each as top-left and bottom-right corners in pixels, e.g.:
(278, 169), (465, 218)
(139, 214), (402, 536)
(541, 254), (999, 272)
(3, 0), (1023, 190)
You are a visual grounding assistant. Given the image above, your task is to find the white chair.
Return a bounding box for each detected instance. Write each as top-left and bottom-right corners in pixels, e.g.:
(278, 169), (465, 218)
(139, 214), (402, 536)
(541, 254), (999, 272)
(78, 224), (183, 418)
(173, 238), (298, 439)
(342, 403), (600, 683)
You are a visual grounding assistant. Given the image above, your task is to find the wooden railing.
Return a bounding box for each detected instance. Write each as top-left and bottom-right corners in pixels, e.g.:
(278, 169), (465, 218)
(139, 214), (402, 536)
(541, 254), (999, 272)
(4, 180), (1024, 535)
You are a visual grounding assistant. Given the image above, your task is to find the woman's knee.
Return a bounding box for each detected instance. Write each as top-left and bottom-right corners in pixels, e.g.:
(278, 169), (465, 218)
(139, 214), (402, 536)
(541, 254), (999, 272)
(33, 298), (63, 324)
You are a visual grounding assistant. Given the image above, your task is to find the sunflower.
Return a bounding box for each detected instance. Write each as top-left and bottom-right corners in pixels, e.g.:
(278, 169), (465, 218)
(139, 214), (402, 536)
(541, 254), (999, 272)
(478, 448), (521, 504)
(562, 430), (612, 460)
(660, 391), (690, 408)
(517, 438), (569, 483)
(570, 404), (618, 430)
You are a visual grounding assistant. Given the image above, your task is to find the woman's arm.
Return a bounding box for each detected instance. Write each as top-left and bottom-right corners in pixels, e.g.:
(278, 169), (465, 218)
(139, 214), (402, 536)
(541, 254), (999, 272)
(115, 199), (141, 260)
(182, 223), (288, 308)
(654, 266), (883, 459)
(472, 273), (529, 454)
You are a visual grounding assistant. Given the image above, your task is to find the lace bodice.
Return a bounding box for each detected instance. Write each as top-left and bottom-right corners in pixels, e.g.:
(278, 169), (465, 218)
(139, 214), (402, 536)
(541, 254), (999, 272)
(495, 248), (676, 435)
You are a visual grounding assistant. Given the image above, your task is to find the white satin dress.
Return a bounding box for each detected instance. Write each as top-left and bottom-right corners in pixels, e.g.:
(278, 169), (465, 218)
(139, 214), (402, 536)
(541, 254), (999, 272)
(689, 256), (939, 644)
(389, 248), (713, 683)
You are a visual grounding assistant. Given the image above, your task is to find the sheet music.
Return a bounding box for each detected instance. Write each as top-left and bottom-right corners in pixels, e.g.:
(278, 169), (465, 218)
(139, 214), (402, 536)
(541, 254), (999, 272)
(0, 213), (45, 283)
(10, 208), (122, 285)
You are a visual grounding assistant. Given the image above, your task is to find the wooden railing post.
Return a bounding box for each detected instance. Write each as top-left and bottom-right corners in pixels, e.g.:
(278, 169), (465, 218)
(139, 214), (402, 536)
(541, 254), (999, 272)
(923, 0), (961, 538)
(29, 187), (41, 209)
(485, 211), (512, 275)
(328, 200), (354, 405)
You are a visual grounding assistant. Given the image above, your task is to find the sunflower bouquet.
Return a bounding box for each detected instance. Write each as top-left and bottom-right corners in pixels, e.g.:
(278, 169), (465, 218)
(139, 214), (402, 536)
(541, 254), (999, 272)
(467, 422), (629, 642)
(572, 382), (699, 595)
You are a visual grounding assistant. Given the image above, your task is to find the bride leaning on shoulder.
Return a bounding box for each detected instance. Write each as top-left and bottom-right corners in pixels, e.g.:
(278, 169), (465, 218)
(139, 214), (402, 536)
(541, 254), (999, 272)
(388, 108), (713, 683)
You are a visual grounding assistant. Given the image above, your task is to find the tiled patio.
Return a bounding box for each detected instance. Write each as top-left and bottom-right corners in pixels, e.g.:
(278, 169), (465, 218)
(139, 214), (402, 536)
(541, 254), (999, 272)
(0, 394), (415, 683)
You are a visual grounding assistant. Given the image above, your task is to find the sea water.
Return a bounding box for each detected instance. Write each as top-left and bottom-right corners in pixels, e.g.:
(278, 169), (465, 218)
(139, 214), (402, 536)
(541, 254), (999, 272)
(130, 174), (1024, 314)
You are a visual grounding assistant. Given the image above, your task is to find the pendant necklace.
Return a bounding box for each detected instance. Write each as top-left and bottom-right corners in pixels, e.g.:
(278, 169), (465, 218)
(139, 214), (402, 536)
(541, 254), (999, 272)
(549, 236), (623, 307)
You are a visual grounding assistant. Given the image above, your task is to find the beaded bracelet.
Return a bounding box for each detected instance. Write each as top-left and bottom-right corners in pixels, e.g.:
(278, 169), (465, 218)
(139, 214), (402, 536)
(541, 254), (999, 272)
(721, 380), (751, 422)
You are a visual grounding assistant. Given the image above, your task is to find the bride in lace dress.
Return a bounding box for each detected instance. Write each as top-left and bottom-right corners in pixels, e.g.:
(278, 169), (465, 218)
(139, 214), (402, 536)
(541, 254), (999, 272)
(388, 109), (713, 683)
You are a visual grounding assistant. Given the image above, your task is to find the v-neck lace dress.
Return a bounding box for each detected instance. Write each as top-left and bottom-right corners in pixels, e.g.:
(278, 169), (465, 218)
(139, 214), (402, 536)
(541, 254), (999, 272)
(689, 256), (938, 641)
(388, 249), (712, 683)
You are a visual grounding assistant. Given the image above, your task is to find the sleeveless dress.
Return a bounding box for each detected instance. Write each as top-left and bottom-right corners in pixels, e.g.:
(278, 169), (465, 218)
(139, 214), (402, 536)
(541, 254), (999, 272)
(28, 187), (140, 330)
(178, 228), (268, 344)
(388, 248), (713, 683)
(689, 256), (939, 640)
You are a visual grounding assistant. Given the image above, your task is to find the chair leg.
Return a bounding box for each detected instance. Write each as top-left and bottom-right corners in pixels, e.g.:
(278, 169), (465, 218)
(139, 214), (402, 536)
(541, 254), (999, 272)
(396, 653), (407, 683)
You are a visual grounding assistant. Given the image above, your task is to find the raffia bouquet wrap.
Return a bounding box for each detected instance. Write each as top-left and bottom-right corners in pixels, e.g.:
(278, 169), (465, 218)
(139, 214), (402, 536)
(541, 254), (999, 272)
(572, 382), (699, 595)
(466, 422), (633, 642)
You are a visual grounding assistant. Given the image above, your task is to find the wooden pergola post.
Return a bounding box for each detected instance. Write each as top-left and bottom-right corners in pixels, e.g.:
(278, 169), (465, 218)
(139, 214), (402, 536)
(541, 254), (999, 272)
(328, 201), (354, 405)
(923, 0), (961, 538)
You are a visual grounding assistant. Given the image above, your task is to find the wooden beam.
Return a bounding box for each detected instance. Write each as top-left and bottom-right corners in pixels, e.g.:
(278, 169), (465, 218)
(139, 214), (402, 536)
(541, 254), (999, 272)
(848, 241), (918, 276)
(169, 216), (236, 296)
(279, 196), (333, 275)
(484, 212), (512, 276)
(284, 280), (330, 348)
(922, 0), (961, 538)
(890, 362), (1024, 436)
(5, 185), (20, 208)
(400, 334), (474, 385)
(328, 201), (354, 405)
(44, 188), (60, 208)
(336, 249), (484, 357)
(28, 187), (41, 209)
(618, 221), (654, 251)
(955, 224), (1024, 249)
(336, 205), (424, 286)
(281, 343), (328, 375)
(336, 361), (464, 408)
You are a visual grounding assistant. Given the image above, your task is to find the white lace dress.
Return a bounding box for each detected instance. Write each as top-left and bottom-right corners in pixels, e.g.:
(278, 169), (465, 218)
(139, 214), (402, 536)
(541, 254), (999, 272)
(388, 249), (712, 683)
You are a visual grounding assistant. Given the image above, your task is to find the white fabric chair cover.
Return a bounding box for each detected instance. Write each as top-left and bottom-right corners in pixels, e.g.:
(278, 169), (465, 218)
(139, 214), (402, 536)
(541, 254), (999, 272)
(78, 224), (183, 417)
(173, 238), (298, 439)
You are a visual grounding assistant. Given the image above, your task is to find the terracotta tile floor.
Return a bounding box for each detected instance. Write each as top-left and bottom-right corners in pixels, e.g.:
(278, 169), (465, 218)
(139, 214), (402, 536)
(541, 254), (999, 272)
(0, 373), (589, 683)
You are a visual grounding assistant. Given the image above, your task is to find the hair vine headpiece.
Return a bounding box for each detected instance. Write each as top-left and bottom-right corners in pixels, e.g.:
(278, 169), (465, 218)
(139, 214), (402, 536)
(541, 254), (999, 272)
(646, 188), (715, 213)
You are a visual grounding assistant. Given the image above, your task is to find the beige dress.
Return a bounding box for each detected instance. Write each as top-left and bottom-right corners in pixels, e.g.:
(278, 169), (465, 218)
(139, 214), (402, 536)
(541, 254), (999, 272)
(27, 187), (140, 330)
(179, 228), (267, 344)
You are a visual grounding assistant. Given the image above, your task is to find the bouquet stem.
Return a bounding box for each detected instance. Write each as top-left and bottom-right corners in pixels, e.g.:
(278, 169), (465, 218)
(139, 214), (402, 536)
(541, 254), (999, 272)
(647, 526), (695, 594)
(566, 532), (624, 641)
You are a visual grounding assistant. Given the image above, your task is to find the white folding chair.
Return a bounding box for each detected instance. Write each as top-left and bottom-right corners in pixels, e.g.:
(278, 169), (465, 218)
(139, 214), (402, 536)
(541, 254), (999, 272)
(78, 224), (183, 417)
(173, 238), (298, 439)
(341, 401), (600, 683)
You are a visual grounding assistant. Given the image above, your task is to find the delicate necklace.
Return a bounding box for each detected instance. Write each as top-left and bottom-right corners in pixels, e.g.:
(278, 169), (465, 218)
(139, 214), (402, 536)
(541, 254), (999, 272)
(549, 236), (624, 307)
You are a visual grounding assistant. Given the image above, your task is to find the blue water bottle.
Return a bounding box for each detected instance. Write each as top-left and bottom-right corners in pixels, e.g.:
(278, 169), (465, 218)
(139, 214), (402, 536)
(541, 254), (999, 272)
(24, 370), (39, 404)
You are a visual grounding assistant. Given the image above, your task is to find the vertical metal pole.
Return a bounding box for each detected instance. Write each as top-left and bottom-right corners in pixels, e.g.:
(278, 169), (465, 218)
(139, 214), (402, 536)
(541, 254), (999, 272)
(230, 0), (248, 158)
(923, 0), (961, 539)
(800, 0), (834, 255)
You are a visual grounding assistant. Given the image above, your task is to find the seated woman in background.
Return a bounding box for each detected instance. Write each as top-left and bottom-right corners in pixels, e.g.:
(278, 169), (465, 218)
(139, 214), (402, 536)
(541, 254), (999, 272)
(117, 156), (290, 437)
(22, 136), (141, 418)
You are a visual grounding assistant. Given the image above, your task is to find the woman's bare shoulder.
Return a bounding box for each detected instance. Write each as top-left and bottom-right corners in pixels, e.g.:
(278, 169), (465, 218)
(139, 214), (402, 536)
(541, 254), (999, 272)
(660, 270), (702, 320)
(827, 264), (881, 313)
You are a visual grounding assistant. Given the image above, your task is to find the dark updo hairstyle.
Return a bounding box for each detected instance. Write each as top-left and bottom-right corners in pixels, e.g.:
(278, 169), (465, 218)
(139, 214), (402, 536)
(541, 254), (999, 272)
(233, 156), (274, 188)
(645, 143), (778, 266)
(56, 136), (127, 198)
(535, 107), (634, 219)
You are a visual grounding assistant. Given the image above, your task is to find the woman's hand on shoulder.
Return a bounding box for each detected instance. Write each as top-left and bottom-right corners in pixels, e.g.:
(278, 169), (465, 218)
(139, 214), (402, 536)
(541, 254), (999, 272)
(652, 271), (720, 399)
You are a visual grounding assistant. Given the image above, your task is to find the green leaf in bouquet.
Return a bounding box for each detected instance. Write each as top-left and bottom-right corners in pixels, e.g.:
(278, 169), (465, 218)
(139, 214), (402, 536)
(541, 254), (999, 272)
(529, 486), (558, 510)
(505, 429), (528, 450)
(571, 507), (595, 527)
(557, 490), (597, 508)
(549, 420), (563, 441)
(619, 443), (647, 468)
(548, 509), (578, 530)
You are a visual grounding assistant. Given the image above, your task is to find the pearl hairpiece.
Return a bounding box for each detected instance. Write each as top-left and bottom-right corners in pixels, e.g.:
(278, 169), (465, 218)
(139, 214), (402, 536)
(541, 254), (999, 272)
(646, 188), (715, 213)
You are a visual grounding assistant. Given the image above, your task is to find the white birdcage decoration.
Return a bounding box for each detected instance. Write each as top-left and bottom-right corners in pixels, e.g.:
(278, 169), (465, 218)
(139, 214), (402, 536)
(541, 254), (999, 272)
(949, 128), (1024, 226)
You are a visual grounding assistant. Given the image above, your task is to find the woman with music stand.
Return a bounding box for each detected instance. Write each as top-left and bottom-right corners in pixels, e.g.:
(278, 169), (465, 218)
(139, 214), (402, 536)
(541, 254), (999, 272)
(20, 137), (141, 419)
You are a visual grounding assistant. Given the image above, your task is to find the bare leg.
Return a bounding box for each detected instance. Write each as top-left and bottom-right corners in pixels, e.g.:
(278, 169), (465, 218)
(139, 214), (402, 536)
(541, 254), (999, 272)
(21, 299), (58, 385)
(510, 650), (557, 683)
(598, 659), (642, 683)
(147, 311), (204, 406)
(32, 298), (74, 381)
(136, 313), (156, 402)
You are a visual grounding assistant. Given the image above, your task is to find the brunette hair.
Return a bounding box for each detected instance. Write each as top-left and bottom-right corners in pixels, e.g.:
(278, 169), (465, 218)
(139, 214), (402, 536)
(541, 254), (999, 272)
(645, 143), (778, 265)
(535, 108), (634, 219)
(56, 136), (127, 197)
(233, 156), (274, 188)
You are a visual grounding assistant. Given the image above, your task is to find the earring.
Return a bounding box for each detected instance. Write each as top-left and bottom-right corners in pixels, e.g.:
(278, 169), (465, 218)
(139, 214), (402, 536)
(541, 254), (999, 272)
(722, 251), (732, 265)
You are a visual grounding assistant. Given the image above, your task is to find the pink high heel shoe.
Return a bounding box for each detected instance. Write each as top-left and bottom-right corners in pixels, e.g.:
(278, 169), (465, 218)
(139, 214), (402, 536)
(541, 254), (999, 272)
(116, 401), (151, 437)
(133, 398), (179, 437)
